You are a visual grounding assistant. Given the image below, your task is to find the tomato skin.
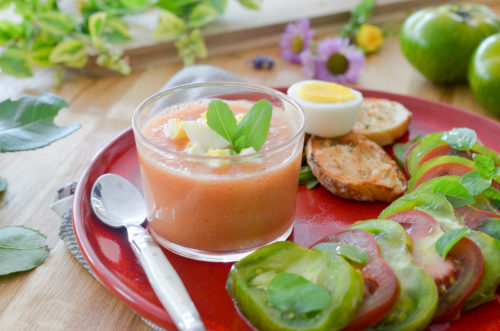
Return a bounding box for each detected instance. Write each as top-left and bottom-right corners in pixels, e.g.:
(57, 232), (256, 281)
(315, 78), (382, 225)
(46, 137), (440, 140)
(386, 209), (485, 323)
(469, 33), (500, 116)
(400, 4), (500, 83)
(315, 230), (399, 331)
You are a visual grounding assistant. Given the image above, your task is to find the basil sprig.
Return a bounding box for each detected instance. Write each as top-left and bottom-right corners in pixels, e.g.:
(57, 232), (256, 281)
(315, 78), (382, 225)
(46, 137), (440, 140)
(441, 127), (477, 152)
(206, 99), (272, 154)
(435, 228), (471, 258)
(460, 154), (500, 195)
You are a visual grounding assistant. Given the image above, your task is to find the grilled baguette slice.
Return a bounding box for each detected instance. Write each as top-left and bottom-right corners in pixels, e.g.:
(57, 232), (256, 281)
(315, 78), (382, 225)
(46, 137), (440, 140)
(306, 133), (407, 202)
(352, 98), (411, 146)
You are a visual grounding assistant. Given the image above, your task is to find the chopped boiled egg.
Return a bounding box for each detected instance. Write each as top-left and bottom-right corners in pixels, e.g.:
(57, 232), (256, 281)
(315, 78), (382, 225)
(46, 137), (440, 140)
(206, 148), (231, 167)
(185, 141), (206, 155)
(287, 80), (363, 137)
(182, 120), (230, 150)
(165, 119), (187, 140)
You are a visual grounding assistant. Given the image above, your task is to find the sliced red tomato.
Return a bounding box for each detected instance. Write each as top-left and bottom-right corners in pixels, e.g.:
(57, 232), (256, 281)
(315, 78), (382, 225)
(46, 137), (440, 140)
(457, 205), (500, 229)
(315, 229), (399, 331)
(387, 209), (485, 323)
(408, 156), (475, 191)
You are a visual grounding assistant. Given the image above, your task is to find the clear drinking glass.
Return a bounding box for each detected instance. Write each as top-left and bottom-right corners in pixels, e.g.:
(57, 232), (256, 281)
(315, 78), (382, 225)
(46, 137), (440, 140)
(132, 82), (305, 262)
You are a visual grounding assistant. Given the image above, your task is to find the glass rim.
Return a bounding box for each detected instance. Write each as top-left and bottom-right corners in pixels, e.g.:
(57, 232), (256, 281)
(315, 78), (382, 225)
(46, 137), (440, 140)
(132, 81), (306, 160)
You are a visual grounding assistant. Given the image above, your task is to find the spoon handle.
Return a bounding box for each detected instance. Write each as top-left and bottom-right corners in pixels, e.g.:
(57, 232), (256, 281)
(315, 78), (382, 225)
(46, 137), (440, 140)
(126, 224), (205, 331)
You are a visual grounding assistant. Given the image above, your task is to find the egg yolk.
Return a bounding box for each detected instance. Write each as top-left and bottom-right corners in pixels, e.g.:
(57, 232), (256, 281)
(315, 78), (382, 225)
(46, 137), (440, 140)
(298, 81), (356, 103)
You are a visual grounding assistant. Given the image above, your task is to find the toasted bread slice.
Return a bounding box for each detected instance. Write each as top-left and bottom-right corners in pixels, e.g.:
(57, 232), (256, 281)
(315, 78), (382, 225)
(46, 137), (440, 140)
(306, 133), (407, 202)
(352, 98), (411, 146)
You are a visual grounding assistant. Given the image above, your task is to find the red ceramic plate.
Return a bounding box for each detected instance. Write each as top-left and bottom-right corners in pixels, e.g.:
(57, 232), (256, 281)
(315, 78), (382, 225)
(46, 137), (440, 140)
(73, 88), (500, 331)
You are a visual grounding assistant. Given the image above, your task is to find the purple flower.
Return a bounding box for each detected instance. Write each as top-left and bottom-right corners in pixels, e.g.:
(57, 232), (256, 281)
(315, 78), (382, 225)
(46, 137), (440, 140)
(302, 37), (365, 83)
(280, 19), (315, 63)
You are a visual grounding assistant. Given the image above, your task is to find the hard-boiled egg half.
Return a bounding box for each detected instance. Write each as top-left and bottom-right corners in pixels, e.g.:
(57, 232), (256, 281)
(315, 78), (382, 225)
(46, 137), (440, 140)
(287, 80), (363, 137)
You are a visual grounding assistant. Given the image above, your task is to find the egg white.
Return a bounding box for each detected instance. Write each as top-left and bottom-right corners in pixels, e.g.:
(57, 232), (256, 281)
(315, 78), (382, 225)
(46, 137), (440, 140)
(287, 80), (363, 137)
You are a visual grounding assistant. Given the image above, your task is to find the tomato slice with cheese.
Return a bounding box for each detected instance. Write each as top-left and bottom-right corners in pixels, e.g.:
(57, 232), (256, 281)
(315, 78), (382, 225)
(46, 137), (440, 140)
(387, 209), (484, 322)
(457, 205), (500, 229)
(315, 229), (399, 331)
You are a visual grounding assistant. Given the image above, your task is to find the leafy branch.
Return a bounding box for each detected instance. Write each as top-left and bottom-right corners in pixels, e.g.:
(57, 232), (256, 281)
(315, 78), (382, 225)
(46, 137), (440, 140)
(0, 0), (260, 82)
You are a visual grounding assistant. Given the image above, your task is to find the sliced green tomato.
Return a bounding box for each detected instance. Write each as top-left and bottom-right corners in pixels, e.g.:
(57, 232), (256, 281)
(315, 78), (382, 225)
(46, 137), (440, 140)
(386, 210), (484, 323)
(315, 229), (399, 331)
(379, 191), (460, 232)
(408, 155), (475, 191)
(350, 219), (438, 331)
(226, 241), (364, 331)
(463, 231), (500, 310)
(406, 131), (500, 175)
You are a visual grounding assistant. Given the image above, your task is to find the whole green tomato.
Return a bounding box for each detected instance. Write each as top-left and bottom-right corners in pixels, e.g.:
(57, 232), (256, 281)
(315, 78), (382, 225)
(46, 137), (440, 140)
(400, 4), (500, 83)
(469, 33), (500, 116)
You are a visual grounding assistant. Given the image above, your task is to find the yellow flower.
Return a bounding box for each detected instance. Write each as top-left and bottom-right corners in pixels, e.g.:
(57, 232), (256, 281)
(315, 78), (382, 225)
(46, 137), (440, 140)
(356, 24), (384, 54)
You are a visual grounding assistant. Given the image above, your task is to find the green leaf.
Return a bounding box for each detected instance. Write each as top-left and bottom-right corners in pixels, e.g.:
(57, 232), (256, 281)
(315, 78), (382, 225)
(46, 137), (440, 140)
(0, 226), (49, 276)
(299, 166), (316, 184)
(313, 243), (369, 265)
(234, 134), (246, 152)
(32, 31), (61, 51)
(435, 228), (471, 258)
(340, 0), (376, 37)
(89, 12), (107, 38)
(36, 12), (75, 35)
(100, 16), (132, 44)
(234, 99), (272, 152)
(268, 273), (331, 315)
(460, 171), (492, 195)
(392, 134), (424, 168)
(120, 0), (150, 8)
(494, 167), (500, 182)
(0, 177), (6, 192)
(477, 218), (500, 242)
(31, 47), (55, 67)
(429, 178), (475, 208)
(237, 0), (261, 10)
(441, 128), (477, 152)
(0, 47), (33, 77)
(209, 0), (228, 13)
(153, 9), (186, 41)
(485, 187), (500, 207)
(206, 99), (237, 145)
(0, 20), (23, 45)
(0, 92), (80, 152)
(175, 29), (207, 65)
(0, 226), (46, 249)
(473, 154), (495, 178)
(306, 179), (319, 189)
(188, 3), (219, 28)
(49, 39), (88, 68)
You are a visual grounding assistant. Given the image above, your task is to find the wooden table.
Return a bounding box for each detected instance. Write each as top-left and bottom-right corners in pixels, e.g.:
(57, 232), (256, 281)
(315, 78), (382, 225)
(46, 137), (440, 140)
(1, 4), (500, 330)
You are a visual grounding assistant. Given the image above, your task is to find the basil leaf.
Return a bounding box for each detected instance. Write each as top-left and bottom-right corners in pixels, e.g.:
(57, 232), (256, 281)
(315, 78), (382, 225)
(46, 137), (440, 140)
(313, 243), (369, 265)
(100, 16), (132, 44)
(0, 226), (49, 276)
(188, 3), (219, 28)
(494, 167), (500, 182)
(299, 166), (316, 184)
(36, 12), (74, 35)
(234, 99), (272, 152)
(31, 47), (55, 68)
(268, 273), (331, 315)
(441, 128), (477, 152)
(460, 171), (492, 195)
(206, 99), (237, 146)
(89, 12), (107, 38)
(392, 134), (424, 169)
(306, 179), (319, 189)
(477, 218), (500, 242)
(234, 135), (246, 153)
(435, 228), (471, 258)
(485, 187), (500, 207)
(153, 10), (186, 40)
(473, 154), (495, 178)
(0, 47), (33, 78)
(0, 93), (80, 152)
(430, 178), (475, 208)
(0, 177), (6, 193)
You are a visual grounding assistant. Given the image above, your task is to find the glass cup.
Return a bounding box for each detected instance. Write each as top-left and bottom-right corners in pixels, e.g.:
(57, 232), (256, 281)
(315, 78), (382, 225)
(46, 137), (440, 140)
(132, 82), (305, 262)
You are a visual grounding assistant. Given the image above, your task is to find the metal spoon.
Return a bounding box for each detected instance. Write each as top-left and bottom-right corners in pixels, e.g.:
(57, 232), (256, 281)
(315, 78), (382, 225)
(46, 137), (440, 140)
(91, 173), (205, 331)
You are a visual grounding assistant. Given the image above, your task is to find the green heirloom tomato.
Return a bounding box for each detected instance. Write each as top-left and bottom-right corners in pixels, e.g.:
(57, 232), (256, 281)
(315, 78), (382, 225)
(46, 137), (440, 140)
(469, 33), (500, 116)
(226, 241), (364, 331)
(350, 219), (438, 331)
(400, 4), (500, 83)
